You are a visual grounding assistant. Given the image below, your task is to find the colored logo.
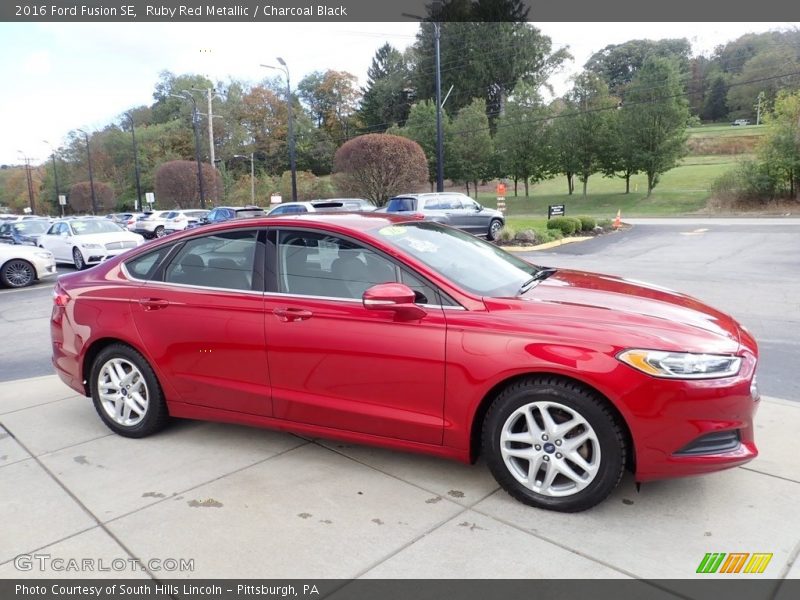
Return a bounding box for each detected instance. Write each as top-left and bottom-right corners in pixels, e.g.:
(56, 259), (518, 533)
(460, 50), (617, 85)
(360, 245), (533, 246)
(696, 552), (773, 574)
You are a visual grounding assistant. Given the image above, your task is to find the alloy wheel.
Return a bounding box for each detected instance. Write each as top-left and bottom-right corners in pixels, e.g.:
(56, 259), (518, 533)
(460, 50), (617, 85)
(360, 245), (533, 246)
(1, 259), (35, 287)
(97, 358), (149, 427)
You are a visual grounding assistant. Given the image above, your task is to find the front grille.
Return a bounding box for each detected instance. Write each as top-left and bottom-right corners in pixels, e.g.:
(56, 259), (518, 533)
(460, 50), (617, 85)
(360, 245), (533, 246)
(674, 430), (741, 456)
(105, 241), (138, 250)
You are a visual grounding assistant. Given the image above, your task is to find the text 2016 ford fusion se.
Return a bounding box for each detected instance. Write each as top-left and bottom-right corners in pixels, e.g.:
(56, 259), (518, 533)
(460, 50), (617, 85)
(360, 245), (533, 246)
(50, 213), (759, 512)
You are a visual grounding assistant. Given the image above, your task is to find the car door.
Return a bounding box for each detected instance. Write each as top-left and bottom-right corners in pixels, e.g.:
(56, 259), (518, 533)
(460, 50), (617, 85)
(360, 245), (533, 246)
(458, 196), (490, 234)
(43, 222), (69, 261)
(0, 223), (12, 244)
(128, 228), (272, 416)
(263, 227), (447, 444)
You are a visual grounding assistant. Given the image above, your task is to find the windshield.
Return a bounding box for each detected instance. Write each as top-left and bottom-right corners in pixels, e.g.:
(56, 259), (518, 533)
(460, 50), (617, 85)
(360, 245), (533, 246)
(69, 220), (125, 235)
(14, 221), (49, 234)
(374, 222), (541, 297)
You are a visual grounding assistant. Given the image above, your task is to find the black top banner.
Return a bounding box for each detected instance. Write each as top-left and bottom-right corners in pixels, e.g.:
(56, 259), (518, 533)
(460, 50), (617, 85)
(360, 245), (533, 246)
(2, 0), (799, 22)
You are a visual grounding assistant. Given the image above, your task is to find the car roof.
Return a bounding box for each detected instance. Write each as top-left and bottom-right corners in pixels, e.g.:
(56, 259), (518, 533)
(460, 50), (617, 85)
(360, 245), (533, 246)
(216, 211), (419, 234)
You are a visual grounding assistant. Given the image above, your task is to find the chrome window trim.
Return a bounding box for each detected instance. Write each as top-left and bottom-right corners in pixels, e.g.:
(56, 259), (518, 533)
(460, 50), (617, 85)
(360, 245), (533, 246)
(261, 290), (466, 310)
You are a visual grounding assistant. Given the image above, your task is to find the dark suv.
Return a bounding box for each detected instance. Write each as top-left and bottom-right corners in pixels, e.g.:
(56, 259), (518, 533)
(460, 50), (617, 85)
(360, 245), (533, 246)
(385, 193), (504, 240)
(190, 206), (266, 229)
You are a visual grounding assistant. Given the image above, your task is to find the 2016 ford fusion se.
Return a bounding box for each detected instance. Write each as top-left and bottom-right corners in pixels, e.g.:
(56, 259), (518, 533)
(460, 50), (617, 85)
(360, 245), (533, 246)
(50, 213), (759, 512)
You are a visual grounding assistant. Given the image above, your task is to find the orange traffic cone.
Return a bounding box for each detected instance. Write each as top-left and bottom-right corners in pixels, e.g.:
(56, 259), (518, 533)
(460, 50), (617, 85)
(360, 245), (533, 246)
(613, 209), (621, 229)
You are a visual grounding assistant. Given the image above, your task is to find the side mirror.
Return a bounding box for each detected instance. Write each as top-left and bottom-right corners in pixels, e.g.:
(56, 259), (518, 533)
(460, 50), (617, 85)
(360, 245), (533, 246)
(363, 283), (426, 320)
(475, 203), (482, 211)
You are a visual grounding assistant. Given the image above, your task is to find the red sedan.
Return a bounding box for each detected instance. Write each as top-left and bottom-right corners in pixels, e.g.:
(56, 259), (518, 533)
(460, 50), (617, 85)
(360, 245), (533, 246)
(50, 214), (759, 512)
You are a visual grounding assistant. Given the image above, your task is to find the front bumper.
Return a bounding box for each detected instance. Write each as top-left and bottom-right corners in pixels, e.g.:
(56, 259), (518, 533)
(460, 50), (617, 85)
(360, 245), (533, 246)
(620, 351), (760, 481)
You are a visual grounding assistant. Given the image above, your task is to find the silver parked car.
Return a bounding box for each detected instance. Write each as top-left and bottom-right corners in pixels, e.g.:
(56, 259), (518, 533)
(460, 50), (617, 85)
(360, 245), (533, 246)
(163, 209), (210, 234)
(385, 192), (505, 240)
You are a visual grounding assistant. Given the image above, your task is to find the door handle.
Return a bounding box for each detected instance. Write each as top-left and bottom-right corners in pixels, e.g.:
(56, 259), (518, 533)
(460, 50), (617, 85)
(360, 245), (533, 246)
(273, 307), (313, 322)
(138, 298), (170, 310)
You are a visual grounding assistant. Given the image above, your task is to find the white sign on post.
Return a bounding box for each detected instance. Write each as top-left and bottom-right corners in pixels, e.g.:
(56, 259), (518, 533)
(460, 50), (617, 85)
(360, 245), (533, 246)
(270, 194), (282, 205)
(145, 192), (155, 204)
(58, 195), (67, 206)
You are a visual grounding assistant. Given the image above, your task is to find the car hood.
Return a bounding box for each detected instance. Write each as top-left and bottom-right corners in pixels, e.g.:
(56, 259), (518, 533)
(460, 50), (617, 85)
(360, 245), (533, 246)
(72, 232), (143, 244)
(0, 244), (51, 259)
(485, 269), (743, 354)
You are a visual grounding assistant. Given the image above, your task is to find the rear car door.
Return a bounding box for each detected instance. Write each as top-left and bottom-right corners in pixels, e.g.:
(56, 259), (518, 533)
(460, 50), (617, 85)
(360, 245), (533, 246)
(263, 227), (448, 444)
(129, 228), (271, 416)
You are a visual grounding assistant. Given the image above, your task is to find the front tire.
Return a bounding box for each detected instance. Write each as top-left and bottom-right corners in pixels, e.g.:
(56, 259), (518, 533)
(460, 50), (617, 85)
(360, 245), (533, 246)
(1, 259), (35, 288)
(90, 344), (169, 438)
(482, 377), (626, 512)
(488, 219), (503, 241)
(154, 226), (165, 238)
(72, 247), (86, 270)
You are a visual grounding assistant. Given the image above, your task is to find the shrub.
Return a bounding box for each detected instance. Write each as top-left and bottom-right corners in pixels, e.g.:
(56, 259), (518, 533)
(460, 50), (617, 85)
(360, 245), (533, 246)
(596, 218), (613, 229)
(547, 216), (577, 235)
(576, 215), (596, 231)
(496, 226), (516, 243)
(154, 160), (221, 208)
(333, 134), (428, 206)
(68, 181), (115, 213)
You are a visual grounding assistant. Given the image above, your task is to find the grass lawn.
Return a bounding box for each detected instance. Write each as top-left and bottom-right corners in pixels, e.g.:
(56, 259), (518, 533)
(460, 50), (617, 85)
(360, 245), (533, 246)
(687, 124), (766, 138)
(476, 156), (739, 220)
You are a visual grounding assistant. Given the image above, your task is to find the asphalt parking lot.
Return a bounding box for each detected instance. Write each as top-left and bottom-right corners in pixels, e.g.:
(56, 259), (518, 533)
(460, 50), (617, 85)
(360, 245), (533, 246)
(0, 218), (798, 589)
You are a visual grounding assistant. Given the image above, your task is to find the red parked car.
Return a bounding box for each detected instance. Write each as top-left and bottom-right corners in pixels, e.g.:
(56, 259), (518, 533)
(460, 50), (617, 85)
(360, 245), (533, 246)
(50, 214), (759, 512)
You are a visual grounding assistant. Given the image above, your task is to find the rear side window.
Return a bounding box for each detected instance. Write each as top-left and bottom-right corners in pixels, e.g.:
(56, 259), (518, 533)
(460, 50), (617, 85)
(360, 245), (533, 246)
(125, 247), (173, 281)
(235, 209), (266, 219)
(386, 197), (416, 212)
(164, 230), (258, 291)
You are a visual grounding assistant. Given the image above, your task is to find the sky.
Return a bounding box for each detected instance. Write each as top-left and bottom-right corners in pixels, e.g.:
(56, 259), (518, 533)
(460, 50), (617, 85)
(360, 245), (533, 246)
(1, 21), (797, 166)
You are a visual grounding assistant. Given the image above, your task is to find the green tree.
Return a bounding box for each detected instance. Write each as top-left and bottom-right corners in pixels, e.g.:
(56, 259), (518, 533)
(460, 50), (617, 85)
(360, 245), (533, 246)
(726, 47), (800, 119)
(564, 73), (618, 196)
(298, 69), (362, 140)
(359, 43), (414, 131)
(623, 56), (690, 196)
(411, 19), (569, 125)
(585, 38), (691, 96)
(494, 82), (552, 196)
(600, 107), (642, 194)
(702, 73), (730, 122)
(759, 90), (800, 198)
(392, 100), (456, 190)
(450, 98), (494, 198)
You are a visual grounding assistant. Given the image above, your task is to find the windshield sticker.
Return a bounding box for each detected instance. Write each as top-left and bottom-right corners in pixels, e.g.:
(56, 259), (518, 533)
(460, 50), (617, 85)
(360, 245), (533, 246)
(378, 226), (407, 237)
(406, 239), (438, 253)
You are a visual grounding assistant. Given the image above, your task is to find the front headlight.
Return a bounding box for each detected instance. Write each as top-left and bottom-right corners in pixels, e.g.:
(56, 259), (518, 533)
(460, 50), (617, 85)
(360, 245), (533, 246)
(617, 349), (742, 379)
(80, 243), (103, 249)
(34, 251), (53, 260)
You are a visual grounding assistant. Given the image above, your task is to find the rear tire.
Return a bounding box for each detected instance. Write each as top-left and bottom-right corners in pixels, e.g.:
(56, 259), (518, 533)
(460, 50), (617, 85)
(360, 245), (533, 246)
(154, 226), (165, 238)
(90, 344), (170, 438)
(482, 377), (626, 512)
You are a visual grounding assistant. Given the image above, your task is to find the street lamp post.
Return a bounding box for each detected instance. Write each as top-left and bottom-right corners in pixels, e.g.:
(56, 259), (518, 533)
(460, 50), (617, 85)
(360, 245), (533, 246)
(43, 141), (62, 216)
(77, 129), (98, 214)
(261, 58), (297, 202)
(171, 93), (207, 209)
(126, 113), (144, 211)
(234, 153), (255, 204)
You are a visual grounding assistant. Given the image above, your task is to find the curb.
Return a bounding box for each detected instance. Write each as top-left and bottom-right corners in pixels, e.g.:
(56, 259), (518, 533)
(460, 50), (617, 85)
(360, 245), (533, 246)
(501, 236), (593, 252)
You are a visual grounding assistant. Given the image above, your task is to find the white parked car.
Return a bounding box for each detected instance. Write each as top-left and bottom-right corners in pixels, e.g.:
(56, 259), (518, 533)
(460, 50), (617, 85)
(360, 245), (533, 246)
(163, 209), (209, 234)
(38, 218), (145, 270)
(132, 210), (172, 238)
(266, 199), (375, 216)
(0, 243), (56, 288)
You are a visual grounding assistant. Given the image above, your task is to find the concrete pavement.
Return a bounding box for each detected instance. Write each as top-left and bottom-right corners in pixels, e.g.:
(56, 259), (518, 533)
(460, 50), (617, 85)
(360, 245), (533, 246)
(1, 374), (799, 589)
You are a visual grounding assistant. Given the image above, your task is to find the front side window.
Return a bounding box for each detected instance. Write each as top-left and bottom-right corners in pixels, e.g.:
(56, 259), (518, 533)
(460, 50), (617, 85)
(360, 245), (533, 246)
(277, 230), (399, 300)
(164, 230), (258, 291)
(374, 222), (541, 297)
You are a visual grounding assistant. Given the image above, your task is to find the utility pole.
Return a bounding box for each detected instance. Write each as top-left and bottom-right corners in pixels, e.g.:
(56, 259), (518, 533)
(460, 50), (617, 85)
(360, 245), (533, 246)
(17, 152), (35, 214)
(127, 113), (143, 211)
(171, 93), (207, 209)
(434, 20), (444, 193)
(403, 6), (444, 192)
(206, 88), (216, 168)
(756, 92), (765, 126)
(44, 141), (61, 217)
(77, 130), (98, 214)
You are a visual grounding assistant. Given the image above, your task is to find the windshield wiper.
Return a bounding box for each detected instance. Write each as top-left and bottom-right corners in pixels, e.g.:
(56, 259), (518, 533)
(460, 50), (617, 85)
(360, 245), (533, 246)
(518, 268), (557, 295)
